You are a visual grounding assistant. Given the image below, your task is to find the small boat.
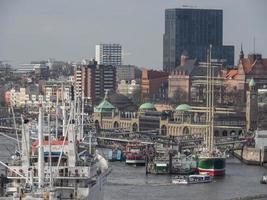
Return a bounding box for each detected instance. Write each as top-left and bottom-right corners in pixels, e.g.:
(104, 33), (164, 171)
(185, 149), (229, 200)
(172, 176), (189, 184)
(172, 174), (212, 185)
(260, 174), (267, 184)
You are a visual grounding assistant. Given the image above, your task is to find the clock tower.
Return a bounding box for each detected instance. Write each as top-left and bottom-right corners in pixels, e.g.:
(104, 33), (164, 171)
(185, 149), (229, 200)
(246, 78), (258, 132)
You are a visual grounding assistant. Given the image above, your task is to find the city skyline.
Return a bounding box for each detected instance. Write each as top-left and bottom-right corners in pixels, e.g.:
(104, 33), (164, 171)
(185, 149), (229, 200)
(0, 0), (267, 69)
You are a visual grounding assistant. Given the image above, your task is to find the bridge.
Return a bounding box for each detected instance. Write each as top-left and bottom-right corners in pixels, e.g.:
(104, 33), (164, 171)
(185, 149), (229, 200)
(97, 130), (246, 151)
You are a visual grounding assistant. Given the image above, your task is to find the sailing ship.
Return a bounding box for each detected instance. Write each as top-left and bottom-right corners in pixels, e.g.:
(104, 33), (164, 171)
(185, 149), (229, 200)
(197, 45), (226, 176)
(2, 86), (110, 199)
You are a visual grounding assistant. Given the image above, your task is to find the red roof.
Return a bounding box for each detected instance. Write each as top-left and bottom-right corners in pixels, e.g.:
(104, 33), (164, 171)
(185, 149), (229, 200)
(32, 140), (68, 147)
(241, 58), (256, 73)
(226, 70), (238, 79)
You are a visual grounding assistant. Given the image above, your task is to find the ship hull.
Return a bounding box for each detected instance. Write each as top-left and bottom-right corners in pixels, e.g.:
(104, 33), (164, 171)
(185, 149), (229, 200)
(197, 157), (226, 176)
(87, 171), (107, 200)
(126, 159), (145, 165)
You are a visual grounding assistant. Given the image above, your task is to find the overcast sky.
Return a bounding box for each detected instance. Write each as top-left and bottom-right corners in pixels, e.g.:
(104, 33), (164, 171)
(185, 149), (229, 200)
(0, 0), (266, 69)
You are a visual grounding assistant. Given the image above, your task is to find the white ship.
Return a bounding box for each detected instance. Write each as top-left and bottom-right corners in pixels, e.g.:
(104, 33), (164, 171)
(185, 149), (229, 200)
(1, 87), (110, 199)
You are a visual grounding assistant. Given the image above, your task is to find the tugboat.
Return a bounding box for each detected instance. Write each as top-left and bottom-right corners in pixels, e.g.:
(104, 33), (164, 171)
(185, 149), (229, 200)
(125, 141), (146, 165)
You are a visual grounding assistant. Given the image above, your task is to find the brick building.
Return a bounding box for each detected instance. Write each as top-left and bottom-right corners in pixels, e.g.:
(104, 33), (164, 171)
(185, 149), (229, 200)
(74, 60), (116, 105)
(224, 50), (267, 104)
(141, 69), (169, 102)
(168, 54), (224, 104)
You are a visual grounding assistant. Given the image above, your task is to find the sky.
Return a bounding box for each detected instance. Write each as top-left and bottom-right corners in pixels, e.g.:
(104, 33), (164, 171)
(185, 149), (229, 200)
(0, 0), (267, 69)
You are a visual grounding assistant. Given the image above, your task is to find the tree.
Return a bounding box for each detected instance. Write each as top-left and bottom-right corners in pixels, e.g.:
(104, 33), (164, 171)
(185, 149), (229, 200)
(131, 88), (141, 106)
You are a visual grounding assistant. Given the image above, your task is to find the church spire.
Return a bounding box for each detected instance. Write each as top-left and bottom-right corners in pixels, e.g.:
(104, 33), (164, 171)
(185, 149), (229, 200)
(239, 43), (244, 60)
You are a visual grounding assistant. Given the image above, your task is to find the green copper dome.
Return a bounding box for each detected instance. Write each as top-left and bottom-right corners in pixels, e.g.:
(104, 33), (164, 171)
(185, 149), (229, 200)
(139, 102), (156, 111)
(176, 104), (191, 112)
(249, 78), (256, 87)
(94, 99), (116, 113)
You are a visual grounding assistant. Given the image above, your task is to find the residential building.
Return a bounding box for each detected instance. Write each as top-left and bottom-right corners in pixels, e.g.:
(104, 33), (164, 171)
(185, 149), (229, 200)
(95, 44), (122, 66)
(74, 61), (117, 105)
(163, 8), (234, 73)
(116, 65), (142, 82)
(39, 79), (72, 102)
(15, 64), (50, 80)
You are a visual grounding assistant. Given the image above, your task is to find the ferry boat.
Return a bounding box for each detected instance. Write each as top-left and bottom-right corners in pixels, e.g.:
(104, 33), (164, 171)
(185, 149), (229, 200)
(2, 87), (110, 199)
(172, 174), (212, 185)
(125, 141), (145, 165)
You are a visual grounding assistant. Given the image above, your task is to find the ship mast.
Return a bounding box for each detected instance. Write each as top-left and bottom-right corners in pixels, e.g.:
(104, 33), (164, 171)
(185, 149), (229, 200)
(62, 93), (66, 137)
(55, 88), (59, 138)
(48, 110), (53, 188)
(38, 104), (44, 188)
(206, 45), (215, 154)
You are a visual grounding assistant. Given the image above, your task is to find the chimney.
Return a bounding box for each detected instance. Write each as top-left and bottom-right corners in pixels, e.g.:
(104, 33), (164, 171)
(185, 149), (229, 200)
(180, 51), (189, 66)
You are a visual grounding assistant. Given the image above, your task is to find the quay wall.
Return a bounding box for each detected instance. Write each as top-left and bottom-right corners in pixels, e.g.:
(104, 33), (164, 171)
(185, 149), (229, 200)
(234, 147), (267, 165)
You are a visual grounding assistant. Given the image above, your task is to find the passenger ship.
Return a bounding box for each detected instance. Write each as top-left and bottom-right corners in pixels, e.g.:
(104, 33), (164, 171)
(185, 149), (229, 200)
(125, 141), (146, 165)
(2, 87), (110, 199)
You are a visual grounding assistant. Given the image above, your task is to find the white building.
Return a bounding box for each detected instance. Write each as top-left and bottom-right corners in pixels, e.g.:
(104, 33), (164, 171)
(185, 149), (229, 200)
(117, 80), (140, 96)
(95, 44), (122, 66)
(255, 130), (267, 150)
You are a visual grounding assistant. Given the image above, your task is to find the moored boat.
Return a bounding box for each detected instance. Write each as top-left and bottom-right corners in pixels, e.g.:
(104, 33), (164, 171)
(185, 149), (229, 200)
(172, 174), (212, 184)
(125, 141), (145, 165)
(197, 156), (226, 176)
(2, 87), (110, 199)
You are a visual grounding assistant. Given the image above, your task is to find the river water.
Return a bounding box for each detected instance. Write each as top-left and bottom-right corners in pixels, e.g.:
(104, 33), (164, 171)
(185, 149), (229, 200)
(0, 136), (266, 200)
(104, 159), (267, 200)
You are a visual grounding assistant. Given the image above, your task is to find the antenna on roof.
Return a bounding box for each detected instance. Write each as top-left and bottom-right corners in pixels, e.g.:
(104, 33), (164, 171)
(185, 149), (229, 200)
(182, 5), (197, 8)
(253, 36), (256, 54)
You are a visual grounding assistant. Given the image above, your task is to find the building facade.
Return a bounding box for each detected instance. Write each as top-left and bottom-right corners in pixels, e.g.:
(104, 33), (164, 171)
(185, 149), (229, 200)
(93, 100), (245, 138)
(74, 61), (116, 105)
(141, 69), (169, 102)
(116, 65), (141, 82)
(163, 8), (234, 73)
(224, 52), (267, 105)
(117, 80), (140, 96)
(95, 44), (122, 66)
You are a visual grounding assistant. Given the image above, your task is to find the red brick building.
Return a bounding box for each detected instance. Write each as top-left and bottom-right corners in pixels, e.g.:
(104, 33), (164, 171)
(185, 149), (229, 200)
(74, 60), (116, 105)
(168, 50), (267, 106)
(224, 50), (267, 104)
(141, 69), (169, 102)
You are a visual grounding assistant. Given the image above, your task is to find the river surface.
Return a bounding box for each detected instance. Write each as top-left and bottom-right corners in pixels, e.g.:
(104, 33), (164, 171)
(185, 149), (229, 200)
(0, 136), (266, 200)
(104, 159), (267, 200)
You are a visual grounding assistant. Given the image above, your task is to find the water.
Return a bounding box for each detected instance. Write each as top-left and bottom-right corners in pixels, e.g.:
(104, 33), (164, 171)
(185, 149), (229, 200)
(104, 160), (267, 200)
(0, 136), (266, 200)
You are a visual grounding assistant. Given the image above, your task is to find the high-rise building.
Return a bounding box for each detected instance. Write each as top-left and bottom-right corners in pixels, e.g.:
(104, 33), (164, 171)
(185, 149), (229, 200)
(74, 60), (116, 105)
(95, 44), (122, 66)
(163, 8), (234, 73)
